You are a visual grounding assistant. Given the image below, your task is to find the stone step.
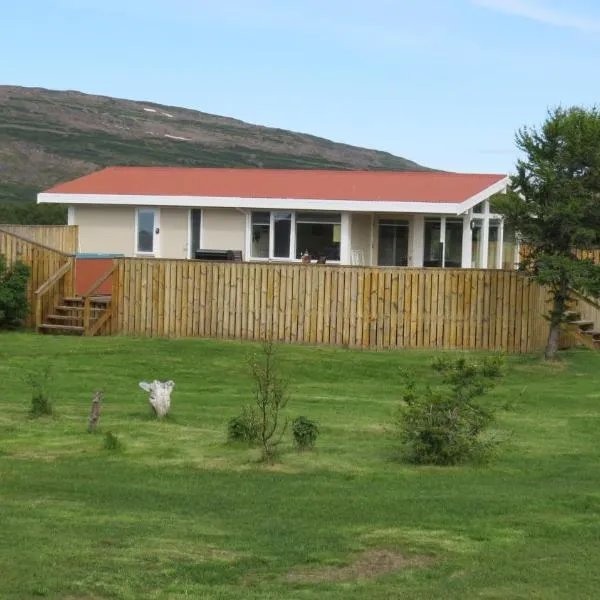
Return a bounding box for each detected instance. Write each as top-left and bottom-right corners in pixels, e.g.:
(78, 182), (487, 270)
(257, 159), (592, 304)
(581, 330), (600, 340)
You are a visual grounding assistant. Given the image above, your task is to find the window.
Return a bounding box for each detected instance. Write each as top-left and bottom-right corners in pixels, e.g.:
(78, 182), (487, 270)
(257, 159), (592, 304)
(378, 220), (409, 266)
(137, 208), (157, 254)
(295, 212), (341, 261)
(273, 212), (292, 258)
(190, 209), (202, 257)
(424, 218), (463, 268)
(251, 212), (270, 258)
(249, 211), (341, 261)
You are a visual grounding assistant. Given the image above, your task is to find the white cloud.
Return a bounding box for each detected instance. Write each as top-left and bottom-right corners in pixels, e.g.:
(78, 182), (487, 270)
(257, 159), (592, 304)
(472, 0), (600, 33)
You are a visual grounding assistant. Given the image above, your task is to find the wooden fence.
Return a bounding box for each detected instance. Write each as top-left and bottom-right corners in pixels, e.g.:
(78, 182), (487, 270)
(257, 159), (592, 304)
(111, 259), (550, 352)
(0, 229), (74, 328)
(0, 225), (78, 254)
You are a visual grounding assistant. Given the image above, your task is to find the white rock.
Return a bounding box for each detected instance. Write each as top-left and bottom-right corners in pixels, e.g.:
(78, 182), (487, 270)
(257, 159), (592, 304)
(139, 380), (175, 417)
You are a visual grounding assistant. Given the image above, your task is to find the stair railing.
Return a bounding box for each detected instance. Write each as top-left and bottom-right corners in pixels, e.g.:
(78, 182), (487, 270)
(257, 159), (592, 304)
(33, 258), (75, 331)
(81, 265), (117, 335)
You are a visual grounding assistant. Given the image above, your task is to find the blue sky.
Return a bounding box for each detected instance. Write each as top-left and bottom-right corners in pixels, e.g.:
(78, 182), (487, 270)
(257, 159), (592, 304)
(1, 0), (599, 173)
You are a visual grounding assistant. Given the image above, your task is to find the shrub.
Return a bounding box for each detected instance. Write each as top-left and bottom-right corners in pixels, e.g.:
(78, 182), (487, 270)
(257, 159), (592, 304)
(248, 341), (289, 463)
(292, 416), (319, 451)
(0, 255), (30, 330)
(396, 355), (504, 466)
(103, 432), (122, 451)
(227, 404), (261, 444)
(25, 364), (53, 418)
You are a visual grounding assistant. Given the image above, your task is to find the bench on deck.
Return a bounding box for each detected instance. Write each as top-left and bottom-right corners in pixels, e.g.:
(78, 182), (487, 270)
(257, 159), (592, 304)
(194, 249), (243, 262)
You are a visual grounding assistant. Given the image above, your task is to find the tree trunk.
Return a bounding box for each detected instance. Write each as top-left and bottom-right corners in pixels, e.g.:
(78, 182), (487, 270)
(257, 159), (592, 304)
(545, 283), (569, 360)
(545, 321), (562, 360)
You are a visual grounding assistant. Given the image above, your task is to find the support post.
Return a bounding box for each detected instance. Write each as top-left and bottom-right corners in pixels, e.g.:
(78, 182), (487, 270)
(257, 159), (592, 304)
(481, 200), (490, 269)
(410, 215), (425, 267)
(496, 218), (504, 269)
(461, 211), (473, 268)
(340, 212), (351, 265)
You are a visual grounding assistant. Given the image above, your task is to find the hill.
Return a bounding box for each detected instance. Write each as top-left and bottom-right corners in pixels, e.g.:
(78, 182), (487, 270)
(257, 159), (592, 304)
(0, 85), (430, 222)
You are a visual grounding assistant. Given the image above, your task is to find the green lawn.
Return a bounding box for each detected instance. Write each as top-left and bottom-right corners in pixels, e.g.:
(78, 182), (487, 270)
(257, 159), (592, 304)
(1, 333), (600, 599)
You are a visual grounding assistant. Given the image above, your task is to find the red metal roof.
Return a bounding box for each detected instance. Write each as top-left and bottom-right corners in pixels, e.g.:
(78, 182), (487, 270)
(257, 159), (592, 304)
(44, 167), (507, 203)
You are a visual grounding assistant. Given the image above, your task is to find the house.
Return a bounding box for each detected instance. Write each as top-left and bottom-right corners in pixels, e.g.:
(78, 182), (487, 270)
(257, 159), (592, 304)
(38, 166), (513, 269)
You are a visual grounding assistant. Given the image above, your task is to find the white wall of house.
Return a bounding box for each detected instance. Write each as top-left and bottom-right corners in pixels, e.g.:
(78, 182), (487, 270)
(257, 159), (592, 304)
(160, 207), (189, 259)
(72, 205), (135, 255)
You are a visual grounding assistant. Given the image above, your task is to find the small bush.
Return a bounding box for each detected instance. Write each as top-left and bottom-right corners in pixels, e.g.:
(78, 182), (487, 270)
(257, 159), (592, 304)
(396, 355), (505, 466)
(227, 404), (260, 444)
(292, 416), (319, 451)
(103, 432), (122, 451)
(30, 392), (53, 417)
(0, 256), (30, 330)
(25, 364), (53, 418)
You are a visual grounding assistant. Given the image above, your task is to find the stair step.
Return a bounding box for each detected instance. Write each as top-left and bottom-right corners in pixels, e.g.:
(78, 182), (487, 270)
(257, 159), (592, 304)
(569, 320), (595, 330)
(39, 324), (84, 332)
(47, 314), (84, 322)
(581, 330), (600, 339)
(565, 311), (582, 321)
(55, 305), (104, 313)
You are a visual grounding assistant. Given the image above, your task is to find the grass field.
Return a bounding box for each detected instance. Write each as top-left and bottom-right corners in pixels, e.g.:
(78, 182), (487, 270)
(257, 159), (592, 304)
(1, 333), (600, 599)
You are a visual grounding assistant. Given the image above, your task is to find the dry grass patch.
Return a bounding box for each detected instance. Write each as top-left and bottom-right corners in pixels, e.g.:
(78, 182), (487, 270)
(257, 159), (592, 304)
(282, 549), (434, 583)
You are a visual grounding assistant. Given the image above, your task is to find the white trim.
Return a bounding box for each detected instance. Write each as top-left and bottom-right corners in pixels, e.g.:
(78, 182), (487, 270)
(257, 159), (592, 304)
(38, 192), (472, 215)
(457, 177), (510, 214)
(135, 207), (161, 257)
(67, 206), (75, 226)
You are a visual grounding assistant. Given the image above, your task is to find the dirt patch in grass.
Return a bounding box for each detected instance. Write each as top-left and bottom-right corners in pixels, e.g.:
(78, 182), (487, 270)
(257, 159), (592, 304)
(283, 549), (434, 583)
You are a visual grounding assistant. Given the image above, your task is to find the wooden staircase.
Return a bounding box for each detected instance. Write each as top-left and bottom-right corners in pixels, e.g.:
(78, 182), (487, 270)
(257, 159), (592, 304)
(564, 310), (600, 350)
(39, 295), (112, 335)
(34, 261), (115, 337)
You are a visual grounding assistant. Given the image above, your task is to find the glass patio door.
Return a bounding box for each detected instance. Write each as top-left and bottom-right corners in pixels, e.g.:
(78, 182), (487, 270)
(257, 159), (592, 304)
(378, 220), (409, 266)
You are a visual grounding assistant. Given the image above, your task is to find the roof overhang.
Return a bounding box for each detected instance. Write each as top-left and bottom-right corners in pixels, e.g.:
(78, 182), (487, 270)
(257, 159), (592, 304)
(37, 177), (509, 215)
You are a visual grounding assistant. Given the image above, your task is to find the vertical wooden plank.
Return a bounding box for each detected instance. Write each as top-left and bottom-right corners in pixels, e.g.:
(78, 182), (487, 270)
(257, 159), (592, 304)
(375, 269), (385, 348)
(296, 266), (306, 343)
(422, 270), (431, 349)
(369, 269), (378, 348)
(513, 272), (523, 353)
(343, 268), (352, 346)
(235, 263), (243, 340)
(329, 268), (338, 345)
(429, 269), (443, 348)
(410, 271), (419, 348)
(519, 275), (530, 353)
(355, 269), (364, 347)
(321, 268), (331, 345)
(501, 271), (511, 350)
(291, 266), (300, 343)
(402, 271), (412, 348)
(248, 264), (256, 341)
(310, 265), (323, 344)
(348, 269), (357, 347)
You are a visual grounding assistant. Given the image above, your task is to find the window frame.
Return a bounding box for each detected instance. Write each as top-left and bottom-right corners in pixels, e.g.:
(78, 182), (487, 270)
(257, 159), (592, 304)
(247, 210), (342, 262)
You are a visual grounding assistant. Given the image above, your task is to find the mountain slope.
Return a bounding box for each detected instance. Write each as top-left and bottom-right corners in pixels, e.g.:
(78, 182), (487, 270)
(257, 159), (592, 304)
(0, 85), (431, 208)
